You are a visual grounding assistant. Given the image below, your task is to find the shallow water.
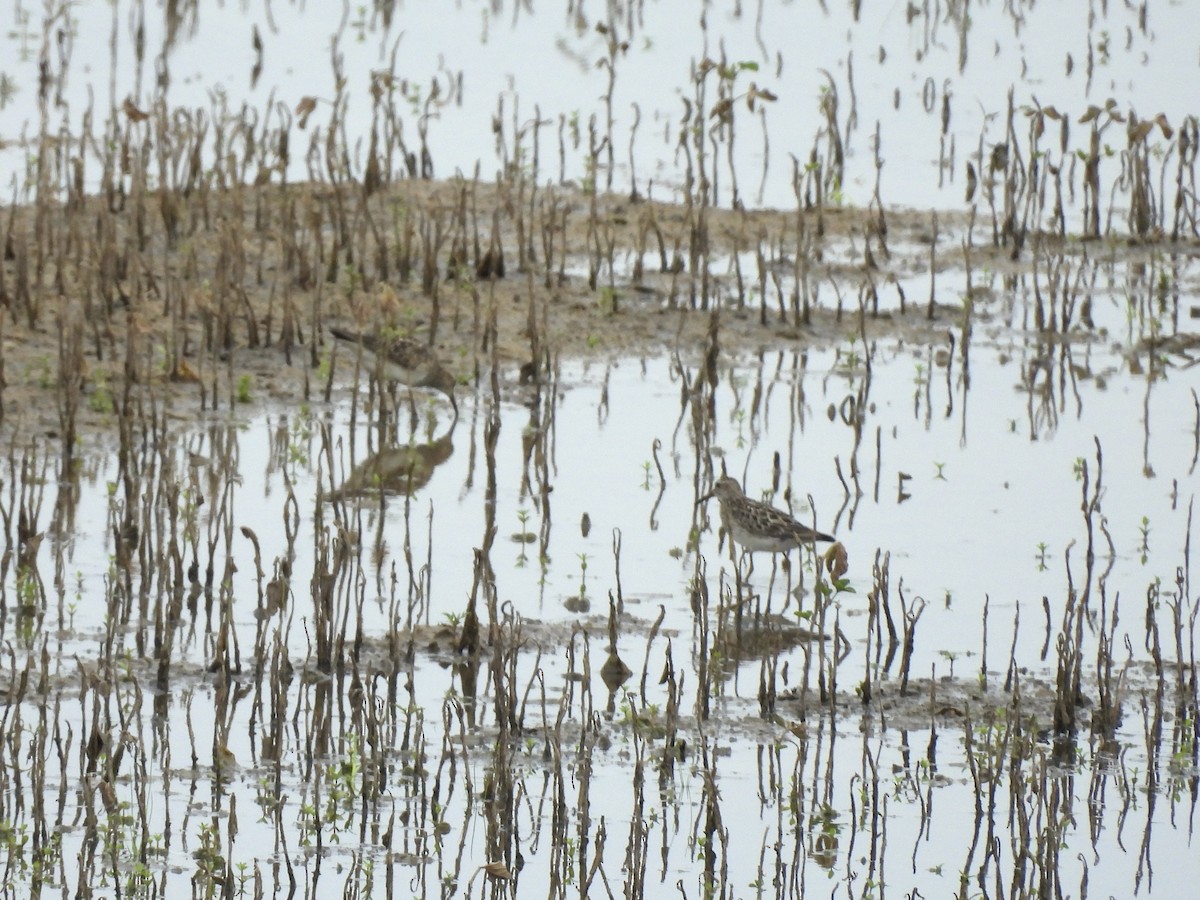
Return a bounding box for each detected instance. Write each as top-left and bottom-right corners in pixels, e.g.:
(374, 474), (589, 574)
(12, 290), (1194, 895)
(52, 324), (1195, 681)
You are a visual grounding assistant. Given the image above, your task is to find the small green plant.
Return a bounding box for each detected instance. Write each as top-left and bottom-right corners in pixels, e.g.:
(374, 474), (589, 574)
(511, 508), (535, 542)
(296, 802), (318, 847)
(597, 286), (617, 315)
(88, 376), (114, 414)
(235, 861), (251, 896)
(235, 374), (253, 403)
(815, 576), (855, 603)
(839, 343), (862, 374)
(0, 818), (30, 880)
(15, 569), (40, 614)
(340, 262), (364, 300)
(31, 354), (54, 389)
(67, 571), (83, 629)
(576, 552), (589, 600)
(1172, 713), (1196, 768)
(193, 821), (226, 886)
(287, 439), (308, 468)
(828, 175), (846, 207)
(939, 650), (958, 678)
(512, 509), (535, 566)
(328, 735), (362, 809)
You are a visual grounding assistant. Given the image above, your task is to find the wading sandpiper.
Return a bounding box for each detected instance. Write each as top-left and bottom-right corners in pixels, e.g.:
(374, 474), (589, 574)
(330, 326), (457, 415)
(698, 475), (834, 553)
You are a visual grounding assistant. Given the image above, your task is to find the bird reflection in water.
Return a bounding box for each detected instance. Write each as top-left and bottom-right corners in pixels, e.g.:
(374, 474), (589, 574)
(327, 429), (454, 499)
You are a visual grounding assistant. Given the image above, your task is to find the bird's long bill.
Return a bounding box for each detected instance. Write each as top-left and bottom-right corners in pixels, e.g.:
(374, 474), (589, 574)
(695, 491), (714, 507)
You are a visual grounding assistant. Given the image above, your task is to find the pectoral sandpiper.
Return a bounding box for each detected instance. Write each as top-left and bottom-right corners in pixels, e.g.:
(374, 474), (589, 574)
(699, 475), (834, 553)
(330, 326), (457, 415)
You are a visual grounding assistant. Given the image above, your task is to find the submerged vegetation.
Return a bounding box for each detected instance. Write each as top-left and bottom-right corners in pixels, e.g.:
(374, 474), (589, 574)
(0, 1), (1195, 898)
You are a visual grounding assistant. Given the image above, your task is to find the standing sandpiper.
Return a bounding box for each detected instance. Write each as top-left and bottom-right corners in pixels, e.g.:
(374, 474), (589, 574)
(330, 326), (458, 415)
(698, 475), (834, 553)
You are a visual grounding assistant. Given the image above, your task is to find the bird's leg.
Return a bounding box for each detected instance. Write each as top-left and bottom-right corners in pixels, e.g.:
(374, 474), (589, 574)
(371, 383), (391, 449)
(731, 547), (755, 611)
(779, 553), (796, 615)
(404, 386), (420, 436)
(765, 555), (780, 614)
